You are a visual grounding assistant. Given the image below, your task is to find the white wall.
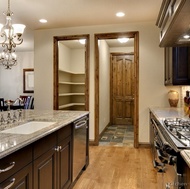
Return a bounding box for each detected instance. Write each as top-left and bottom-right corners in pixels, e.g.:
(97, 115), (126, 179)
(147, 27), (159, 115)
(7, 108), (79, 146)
(59, 43), (85, 73)
(99, 40), (110, 134)
(0, 51), (34, 100)
(34, 22), (181, 143)
(58, 43), (71, 71)
(70, 49), (85, 73)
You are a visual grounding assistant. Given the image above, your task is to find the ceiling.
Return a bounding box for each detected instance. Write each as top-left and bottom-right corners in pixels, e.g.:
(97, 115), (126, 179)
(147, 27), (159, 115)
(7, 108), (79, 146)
(0, 0), (162, 51)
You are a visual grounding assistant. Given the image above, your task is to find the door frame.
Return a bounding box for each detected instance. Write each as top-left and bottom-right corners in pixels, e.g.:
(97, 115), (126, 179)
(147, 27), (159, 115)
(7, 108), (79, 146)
(94, 32), (139, 147)
(53, 34), (90, 111)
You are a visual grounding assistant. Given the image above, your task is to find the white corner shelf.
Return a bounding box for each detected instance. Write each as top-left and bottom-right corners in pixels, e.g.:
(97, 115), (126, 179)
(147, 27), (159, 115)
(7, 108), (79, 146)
(59, 81), (85, 85)
(59, 103), (85, 109)
(58, 69), (85, 75)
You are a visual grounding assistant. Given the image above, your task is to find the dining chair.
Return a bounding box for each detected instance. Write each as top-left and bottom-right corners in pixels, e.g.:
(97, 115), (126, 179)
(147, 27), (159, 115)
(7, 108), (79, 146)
(0, 98), (5, 111)
(30, 97), (34, 109)
(19, 95), (32, 109)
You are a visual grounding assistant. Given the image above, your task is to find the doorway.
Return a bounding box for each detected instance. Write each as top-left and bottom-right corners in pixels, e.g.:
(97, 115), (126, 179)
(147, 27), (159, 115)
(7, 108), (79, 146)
(94, 32), (139, 147)
(53, 34), (89, 111)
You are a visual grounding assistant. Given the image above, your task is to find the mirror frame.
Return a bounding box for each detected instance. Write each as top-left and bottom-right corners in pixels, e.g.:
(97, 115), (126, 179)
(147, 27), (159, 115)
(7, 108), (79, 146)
(53, 34), (90, 111)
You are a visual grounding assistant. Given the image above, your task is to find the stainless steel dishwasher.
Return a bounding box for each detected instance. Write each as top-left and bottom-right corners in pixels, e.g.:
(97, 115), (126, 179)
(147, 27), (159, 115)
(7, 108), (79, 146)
(73, 116), (88, 182)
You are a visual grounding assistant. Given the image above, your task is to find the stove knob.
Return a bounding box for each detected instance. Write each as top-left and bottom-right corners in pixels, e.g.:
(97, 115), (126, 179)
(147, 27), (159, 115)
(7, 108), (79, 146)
(168, 155), (177, 165)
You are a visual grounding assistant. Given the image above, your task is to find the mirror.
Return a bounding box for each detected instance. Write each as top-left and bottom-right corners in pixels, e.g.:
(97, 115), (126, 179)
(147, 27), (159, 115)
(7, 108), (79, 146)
(53, 34), (89, 111)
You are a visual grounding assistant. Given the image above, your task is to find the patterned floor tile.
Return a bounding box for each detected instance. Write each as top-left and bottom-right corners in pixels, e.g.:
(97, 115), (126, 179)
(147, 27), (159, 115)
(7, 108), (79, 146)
(99, 125), (134, 146)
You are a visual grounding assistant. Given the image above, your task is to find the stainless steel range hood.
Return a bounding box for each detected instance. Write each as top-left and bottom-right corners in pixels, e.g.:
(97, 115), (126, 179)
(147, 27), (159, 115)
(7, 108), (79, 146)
(156, 0), (190, 47)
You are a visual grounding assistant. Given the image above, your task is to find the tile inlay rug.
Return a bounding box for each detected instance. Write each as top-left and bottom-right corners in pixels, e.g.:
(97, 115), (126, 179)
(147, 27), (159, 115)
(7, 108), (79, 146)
(99, 125), (134, 147)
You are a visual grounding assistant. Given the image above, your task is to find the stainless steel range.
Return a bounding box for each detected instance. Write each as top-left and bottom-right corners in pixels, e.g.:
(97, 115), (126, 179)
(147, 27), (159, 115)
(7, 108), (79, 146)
(150, 112), (187, 189)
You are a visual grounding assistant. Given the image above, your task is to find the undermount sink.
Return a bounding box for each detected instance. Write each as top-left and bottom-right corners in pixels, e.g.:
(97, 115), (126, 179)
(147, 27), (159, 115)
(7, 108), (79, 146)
(1, 121), (57, 135)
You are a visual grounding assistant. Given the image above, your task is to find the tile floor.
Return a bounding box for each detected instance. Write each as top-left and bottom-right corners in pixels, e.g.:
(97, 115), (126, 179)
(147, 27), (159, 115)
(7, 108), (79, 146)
(99, 125), (134, 147)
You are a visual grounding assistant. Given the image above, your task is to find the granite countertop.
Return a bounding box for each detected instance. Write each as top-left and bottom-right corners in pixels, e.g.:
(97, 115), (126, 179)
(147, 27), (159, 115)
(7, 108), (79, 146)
(181, 150), (190, 168)
(0, 109), (89, 159)
(149, 107), (189, 122)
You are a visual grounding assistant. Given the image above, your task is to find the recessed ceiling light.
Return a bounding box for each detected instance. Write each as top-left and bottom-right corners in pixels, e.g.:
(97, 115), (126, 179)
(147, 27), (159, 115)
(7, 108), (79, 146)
(116, 12), (125, 17)
(118, 37), (129, 43)
(79, 39), (86, 44)
(39, 19), (47, 23)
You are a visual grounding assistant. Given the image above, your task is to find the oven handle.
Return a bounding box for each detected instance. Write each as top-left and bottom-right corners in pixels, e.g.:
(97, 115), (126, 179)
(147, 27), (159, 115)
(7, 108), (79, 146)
(156, 149), (168, 164)
(151, 119), (171, 148)
(154, 140), (160, 149)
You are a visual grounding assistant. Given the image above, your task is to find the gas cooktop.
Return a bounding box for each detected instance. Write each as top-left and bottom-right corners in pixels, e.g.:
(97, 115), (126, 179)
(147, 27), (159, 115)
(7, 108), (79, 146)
(163, 118), (190, 148)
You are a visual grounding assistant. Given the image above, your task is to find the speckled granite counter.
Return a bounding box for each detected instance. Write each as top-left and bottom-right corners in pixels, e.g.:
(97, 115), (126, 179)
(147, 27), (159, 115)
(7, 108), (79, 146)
(181, 150), (190, 168)
(0, 110), (89, 159)
(149, 107), (189, 121)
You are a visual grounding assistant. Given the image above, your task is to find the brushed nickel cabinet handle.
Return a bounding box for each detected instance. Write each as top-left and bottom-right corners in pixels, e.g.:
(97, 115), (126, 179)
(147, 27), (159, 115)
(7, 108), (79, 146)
(2, 178), (15, 189)
(0, 162), (15, 174)
(54, 146), (60, 152)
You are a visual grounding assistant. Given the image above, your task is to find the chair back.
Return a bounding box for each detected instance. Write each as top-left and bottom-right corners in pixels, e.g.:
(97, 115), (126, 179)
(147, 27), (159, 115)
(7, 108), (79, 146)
(19, 96), (32, 109)
(0, 98), (5, 111)
(30, 97), (34, 109)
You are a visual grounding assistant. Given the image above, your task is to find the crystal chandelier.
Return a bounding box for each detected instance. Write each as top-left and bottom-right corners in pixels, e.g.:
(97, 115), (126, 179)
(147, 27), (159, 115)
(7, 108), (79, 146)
(0, 0), (25, 69)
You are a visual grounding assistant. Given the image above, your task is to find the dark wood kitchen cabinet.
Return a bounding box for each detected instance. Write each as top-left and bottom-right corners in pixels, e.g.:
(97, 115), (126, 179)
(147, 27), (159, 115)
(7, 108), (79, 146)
(0, 164), (32, 189)
(0, 146), (33, 189)
(33, 132), (57, 189)
(33, 124), (72, 189)
(165, 46), (190, 85)
(57, 125), (72, 189)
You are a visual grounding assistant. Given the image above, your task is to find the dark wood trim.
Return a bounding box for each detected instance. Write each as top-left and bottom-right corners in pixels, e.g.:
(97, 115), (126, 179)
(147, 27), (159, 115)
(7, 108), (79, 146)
(53, 34), (90, 111)
(23, 68), (34, 93)
(94, 31), (139, 147)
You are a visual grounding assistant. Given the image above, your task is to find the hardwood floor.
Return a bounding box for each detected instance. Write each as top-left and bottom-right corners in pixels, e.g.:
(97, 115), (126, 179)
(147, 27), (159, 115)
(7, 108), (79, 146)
(73, 146), (160, 189)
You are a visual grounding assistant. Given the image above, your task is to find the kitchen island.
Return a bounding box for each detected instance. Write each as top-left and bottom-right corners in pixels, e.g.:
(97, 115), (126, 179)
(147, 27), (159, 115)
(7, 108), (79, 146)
(0, 109), (89, 189)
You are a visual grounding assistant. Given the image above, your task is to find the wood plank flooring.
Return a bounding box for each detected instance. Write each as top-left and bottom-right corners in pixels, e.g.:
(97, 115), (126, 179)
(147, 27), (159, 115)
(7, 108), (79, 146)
(73, 146), (160, 189)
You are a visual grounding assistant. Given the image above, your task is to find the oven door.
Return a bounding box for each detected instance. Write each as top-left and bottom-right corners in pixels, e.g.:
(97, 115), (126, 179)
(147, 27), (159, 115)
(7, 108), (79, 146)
(150, 117), (184, 189)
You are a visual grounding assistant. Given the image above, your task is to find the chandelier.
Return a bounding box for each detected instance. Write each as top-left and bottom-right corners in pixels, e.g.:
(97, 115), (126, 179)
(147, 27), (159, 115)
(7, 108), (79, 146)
(0, 0), (25, 69)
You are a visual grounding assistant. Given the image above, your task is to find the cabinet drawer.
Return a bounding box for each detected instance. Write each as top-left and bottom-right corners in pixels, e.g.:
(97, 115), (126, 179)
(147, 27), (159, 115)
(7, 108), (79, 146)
(57, 124), (72, 142)
(0, 163), (32, 189)
(0, 145), (32, 183)
(33, 132), (56, 159)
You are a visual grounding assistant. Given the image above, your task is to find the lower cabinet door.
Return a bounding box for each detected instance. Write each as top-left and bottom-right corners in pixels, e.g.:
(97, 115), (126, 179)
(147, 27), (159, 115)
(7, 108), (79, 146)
(33, 149), (57, 189)
(58, 136), (72, 189)
(0, 163), (32, 189)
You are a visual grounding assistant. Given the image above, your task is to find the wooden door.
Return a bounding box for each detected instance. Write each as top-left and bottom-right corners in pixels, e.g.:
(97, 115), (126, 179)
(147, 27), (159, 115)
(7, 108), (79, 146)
(111, 54), (134, 125)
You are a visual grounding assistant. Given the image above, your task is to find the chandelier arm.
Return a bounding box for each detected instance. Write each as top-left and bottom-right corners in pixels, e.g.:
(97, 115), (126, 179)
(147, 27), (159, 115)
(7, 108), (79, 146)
(12, 36), (24, 46)
(0, 33), (8, 44)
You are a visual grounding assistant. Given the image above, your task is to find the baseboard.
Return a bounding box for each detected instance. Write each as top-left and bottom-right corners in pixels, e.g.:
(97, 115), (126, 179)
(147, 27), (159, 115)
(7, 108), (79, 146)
(138, 143), (150, 148)
(99, 122), (111, 139)
(89, 140), (98, 146)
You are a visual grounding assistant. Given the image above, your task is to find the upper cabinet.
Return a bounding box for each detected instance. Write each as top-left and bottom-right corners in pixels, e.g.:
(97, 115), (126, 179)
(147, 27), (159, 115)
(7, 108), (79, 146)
(165, 46), (190, 85)
(156, 0), (190, 47)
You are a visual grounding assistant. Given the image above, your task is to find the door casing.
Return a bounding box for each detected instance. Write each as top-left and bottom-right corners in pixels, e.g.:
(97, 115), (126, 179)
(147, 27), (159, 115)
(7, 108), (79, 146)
(94, 32), (139, 147)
